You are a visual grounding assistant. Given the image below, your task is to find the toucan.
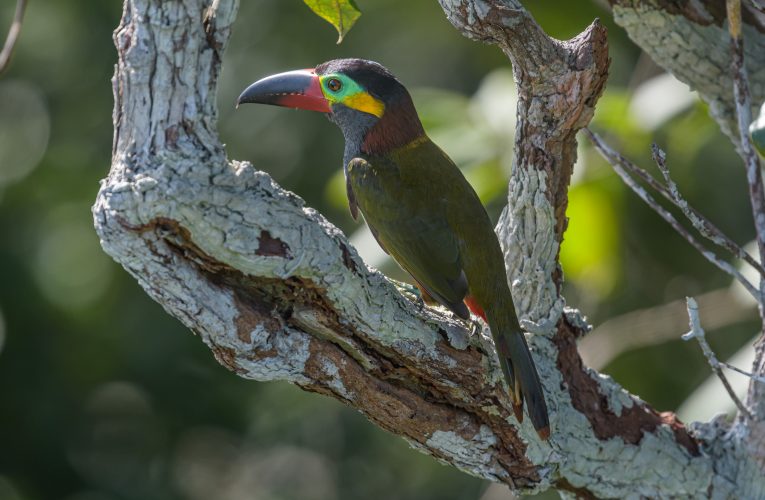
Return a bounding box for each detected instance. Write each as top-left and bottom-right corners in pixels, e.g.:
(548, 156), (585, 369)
(237, 59), (550, 439)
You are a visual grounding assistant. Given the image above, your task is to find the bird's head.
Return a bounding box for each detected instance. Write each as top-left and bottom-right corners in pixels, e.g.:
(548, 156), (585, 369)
(237, 59), (424, 154)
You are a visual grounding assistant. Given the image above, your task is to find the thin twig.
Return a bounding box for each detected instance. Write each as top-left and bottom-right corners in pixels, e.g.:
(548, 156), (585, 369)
(584, 128), (760, 300)
(682, 297), (753, 419)
(720, 360), (765, 383)
(0, 0), (27, 74)
(727, 0), (765, 381)
(580, 287), (757, 370)
(651, 143), (765, 278)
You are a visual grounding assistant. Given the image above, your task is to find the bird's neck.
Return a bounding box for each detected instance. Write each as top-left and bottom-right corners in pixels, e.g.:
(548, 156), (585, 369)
(360, 98), (425, 157)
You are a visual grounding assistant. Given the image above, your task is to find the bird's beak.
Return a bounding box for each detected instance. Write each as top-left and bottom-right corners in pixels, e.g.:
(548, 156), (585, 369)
(236, 69), (330, 113)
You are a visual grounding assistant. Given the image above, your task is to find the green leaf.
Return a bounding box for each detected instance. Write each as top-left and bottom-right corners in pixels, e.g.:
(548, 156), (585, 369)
(750, 101), (765, 157)
(303, 0), (361, 43)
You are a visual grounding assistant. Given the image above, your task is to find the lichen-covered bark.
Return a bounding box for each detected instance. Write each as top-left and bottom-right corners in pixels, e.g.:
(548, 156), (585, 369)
(94, 0), (765, 497)
(609, 0), (765, 147)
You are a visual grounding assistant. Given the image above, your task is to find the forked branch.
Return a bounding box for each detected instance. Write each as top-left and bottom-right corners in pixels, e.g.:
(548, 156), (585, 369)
(682, 297), (753, 419)
(93, 0), (765, 496)
(584, 129), (760, 299)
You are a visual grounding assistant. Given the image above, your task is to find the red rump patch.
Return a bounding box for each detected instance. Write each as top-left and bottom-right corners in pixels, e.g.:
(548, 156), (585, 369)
(464, 296), (487, 322)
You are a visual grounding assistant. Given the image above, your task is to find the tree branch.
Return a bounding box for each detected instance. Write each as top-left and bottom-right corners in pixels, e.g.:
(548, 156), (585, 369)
(682, 297), (753, 419)
(651, 143), (765, 279)
(584, 129), (760, 299)
(94, 0), (765, 496)
(608, 0), (765, 149)
(593, 0), (765, 476)
(0, 0), (27, 75)
(724, 0), (765, 471)
(727, 0), (765, 301)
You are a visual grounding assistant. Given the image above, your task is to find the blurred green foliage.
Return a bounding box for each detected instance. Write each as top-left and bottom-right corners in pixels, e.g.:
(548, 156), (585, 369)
(0, 1), (760, 499)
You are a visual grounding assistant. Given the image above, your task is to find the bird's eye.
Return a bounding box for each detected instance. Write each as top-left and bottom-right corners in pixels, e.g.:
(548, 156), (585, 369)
(327, 78), (342, 92)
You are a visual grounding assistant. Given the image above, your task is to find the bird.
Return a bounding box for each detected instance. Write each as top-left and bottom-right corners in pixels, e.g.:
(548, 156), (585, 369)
(237, 58), (550, 439)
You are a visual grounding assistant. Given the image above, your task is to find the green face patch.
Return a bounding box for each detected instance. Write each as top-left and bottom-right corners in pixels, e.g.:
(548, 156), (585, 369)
(319, 73), (385, 117)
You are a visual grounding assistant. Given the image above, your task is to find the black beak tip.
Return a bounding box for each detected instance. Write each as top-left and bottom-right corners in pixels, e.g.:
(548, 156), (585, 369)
(235, 91), (249, 109)
(235, 84), (261, 109)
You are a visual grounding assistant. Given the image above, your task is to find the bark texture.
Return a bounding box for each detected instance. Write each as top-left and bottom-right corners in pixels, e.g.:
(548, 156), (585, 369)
(609, 0), (765, 146)
(94, 0), (765, 496)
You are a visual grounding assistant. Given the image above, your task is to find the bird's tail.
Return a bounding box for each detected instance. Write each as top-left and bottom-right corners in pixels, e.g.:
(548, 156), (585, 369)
(487, 309), (550, 440)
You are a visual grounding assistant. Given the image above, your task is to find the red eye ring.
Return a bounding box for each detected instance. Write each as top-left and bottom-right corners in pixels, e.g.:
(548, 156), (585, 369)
(327, 78), (342, 92)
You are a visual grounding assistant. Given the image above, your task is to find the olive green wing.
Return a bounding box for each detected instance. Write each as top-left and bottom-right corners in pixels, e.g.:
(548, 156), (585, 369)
(347, 157), (469, 318)
(384, 214), (471, 319)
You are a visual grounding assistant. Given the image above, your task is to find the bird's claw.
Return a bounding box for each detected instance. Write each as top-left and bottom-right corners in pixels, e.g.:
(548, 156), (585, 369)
(415, 294), (425, 311)
(467, 317), (483, 336)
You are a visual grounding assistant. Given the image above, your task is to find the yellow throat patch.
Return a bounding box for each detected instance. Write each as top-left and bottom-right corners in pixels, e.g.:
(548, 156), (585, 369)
(344, 92), (385, 118)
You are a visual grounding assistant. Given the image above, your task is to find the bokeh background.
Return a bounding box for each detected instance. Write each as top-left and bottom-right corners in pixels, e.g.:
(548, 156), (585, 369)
(0, 1), (760, 499)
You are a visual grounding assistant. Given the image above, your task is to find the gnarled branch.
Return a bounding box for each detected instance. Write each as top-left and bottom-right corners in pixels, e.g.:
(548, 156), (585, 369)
(94, 0), (765, 496)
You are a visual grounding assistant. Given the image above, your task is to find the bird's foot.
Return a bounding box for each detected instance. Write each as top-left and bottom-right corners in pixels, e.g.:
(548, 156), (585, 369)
(466, 317), (484, 336)
(391, 279), (426, 311)
(414, 294), (425, 311)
